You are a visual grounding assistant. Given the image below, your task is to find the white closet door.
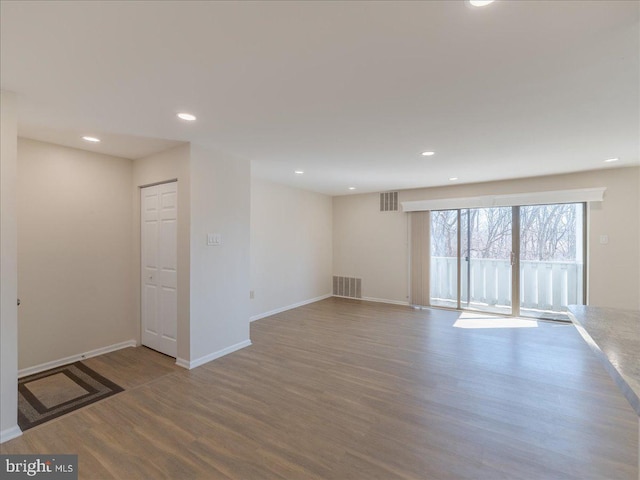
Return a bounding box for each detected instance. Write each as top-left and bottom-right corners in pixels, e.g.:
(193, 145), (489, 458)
(141, 182), (177, 357)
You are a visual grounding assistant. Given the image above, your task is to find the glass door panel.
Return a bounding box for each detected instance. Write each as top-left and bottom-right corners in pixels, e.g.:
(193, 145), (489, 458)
(519, 203), (584, 320)
(430, 210), (458, 308)
(461, 207), (513, 315)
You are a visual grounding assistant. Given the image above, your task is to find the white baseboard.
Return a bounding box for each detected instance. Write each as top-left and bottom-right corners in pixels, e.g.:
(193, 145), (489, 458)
(250, 293), (332, 322)
(18, 339), (137, 378)
(175, 339), (252, 370)
(362, 296), (410, 306)
(175, 357), (190, 369)
(332, 295), (409, 306)
(0, 425), (22, 444)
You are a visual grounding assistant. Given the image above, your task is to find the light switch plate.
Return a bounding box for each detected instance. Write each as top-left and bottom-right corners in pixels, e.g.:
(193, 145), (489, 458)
(599, 235), (609, 245)
(207, 233), (222, 246)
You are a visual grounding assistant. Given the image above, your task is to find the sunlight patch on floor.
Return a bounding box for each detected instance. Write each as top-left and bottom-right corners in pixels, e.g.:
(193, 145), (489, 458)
(453, 312), (539, 329)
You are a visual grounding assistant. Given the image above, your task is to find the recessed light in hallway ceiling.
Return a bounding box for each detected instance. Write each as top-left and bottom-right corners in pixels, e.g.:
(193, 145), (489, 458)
(177, 112), (197, 121)
(82, 136), (100, 143)
(469, 0), (495, 7)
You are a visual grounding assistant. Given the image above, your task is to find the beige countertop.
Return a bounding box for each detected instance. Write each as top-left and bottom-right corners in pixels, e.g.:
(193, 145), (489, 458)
(568, 305), (640, 416)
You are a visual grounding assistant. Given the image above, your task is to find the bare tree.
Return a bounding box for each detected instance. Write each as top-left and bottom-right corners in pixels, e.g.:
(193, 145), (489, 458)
(431, 203), (580, 262)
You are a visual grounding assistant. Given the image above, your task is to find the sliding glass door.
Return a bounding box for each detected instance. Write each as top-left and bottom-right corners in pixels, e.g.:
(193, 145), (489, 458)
(519, 203), (584, 320)
(430, 206), (513, 314)
(430, 210), (458, 309)
(429, 203), (585, 320)
(461, 207), (513, 315)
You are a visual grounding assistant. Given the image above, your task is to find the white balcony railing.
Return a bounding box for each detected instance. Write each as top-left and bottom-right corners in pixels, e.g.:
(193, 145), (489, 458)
(430, 257), (583, 312)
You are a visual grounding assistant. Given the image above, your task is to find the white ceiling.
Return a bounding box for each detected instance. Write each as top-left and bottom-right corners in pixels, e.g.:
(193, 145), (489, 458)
(1, 0), (638, 196)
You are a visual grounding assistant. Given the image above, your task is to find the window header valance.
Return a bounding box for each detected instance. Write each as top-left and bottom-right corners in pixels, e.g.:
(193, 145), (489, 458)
(401, 187), (606, 213)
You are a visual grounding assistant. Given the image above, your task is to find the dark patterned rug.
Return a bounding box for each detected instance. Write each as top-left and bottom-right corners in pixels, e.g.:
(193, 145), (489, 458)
(18, 362), (123, 431)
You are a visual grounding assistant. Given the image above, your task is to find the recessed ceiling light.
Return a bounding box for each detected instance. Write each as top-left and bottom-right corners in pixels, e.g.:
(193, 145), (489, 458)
(449, 177), (459, 181)
(604, 158), (619, 163)
(421, 151), (435, 156)
(177, 112), (197, 121)
(82, 136), (100, 143)
(348, 187), (356, 190)
(469, 0), (495, 6)
(294, 170), (304, 175)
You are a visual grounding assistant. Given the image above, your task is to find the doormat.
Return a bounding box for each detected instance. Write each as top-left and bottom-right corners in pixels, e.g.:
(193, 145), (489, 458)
(18, 362), (123, 431)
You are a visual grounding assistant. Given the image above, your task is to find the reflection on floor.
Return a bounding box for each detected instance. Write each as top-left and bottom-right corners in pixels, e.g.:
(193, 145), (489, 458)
(431, 298), (571, 322)
(452, 312), (539, 329)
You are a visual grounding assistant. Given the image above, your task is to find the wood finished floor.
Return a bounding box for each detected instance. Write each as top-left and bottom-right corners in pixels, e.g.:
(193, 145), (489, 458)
(2, 298), (638, 479)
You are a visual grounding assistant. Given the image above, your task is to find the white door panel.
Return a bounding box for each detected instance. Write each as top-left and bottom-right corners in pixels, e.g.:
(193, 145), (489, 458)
(160, 286), (177, 340)
(143, 285), (158, 334)
(141, 182), (178, 357)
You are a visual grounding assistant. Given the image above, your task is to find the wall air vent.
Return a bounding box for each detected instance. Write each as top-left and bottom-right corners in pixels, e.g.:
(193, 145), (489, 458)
(380, 191), (399, 212)
(333, 276), (362, 299)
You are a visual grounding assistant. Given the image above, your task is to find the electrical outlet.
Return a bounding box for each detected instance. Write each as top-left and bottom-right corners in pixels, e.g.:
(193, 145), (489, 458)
(249, 290), (255, 299)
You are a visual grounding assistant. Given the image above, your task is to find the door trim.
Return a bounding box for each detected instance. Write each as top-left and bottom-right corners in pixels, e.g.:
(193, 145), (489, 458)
(139, 178), (178, 189)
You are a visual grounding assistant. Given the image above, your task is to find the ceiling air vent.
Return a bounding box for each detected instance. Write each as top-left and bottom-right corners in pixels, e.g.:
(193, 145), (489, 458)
(380, 191), (399, 212)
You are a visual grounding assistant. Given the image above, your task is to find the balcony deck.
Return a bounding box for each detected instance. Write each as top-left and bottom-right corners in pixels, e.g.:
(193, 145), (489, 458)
(431, 257), (583, 319)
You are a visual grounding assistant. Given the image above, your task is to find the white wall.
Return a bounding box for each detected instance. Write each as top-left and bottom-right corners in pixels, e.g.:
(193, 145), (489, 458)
(133, 144), (191, 361)
(250, 178), (333, 320)
(578, 168), (640, 309)
(17, 139), (135, 369)
(1, 91), (21, 442)
(333, 193), (409, 304)
(188, 144), (251, 365)
(135, 143), (251, 367)
(334, 167), (640, 310)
